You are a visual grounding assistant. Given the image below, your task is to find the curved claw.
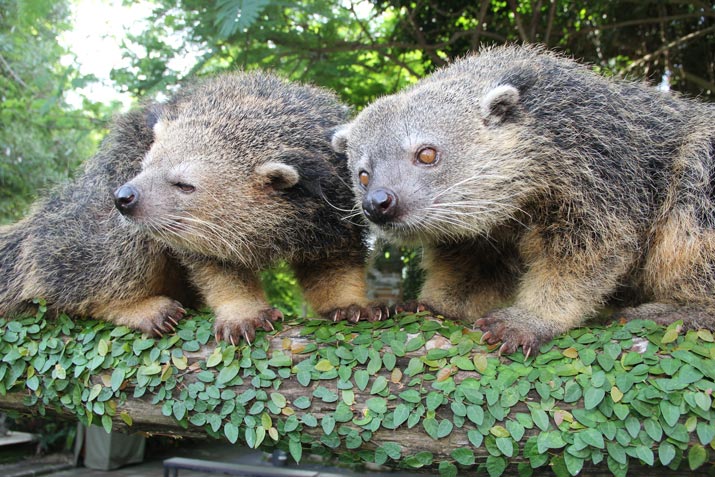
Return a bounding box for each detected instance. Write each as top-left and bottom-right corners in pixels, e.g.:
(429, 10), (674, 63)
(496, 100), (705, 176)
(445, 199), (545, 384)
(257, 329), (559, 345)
(498, 342), (509, 356)
(524, 346), (532, 360)
(230, 335), (237, 347)
(480, 331), (492, 344)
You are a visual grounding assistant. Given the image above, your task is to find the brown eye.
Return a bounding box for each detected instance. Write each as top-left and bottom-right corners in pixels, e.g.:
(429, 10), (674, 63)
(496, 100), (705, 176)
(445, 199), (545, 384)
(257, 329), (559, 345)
(358, 171), (369, 188)
(174, 182), (195, 193)
(416, 147), (438, 165)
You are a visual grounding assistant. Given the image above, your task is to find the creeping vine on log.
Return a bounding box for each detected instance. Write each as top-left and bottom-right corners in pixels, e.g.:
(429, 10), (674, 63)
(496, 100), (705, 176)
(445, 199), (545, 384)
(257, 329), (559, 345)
(0, 310), (714, 476)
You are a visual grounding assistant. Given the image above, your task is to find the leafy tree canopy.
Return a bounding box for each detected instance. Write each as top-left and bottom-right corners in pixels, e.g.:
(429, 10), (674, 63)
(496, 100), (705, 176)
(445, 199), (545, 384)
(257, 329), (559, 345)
(0, 0), (118, 222)
(112, 0), (715, 105)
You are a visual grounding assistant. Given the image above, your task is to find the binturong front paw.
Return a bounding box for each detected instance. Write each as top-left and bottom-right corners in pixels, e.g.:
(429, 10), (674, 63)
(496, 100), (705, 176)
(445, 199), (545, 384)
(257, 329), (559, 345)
(326, 303), (391, 323)
(475, 307), (558, 358)
(393, 300), (436, 315)
(214, 307), (283, 345)
(139, 298), (185, 338)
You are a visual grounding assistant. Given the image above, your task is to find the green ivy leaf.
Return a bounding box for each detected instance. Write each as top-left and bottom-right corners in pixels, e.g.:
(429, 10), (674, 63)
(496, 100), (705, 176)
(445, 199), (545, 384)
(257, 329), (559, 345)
(366, 397), (387, 414)
(438, 461), (458, 477)
(495, 437), (514, 457)
(321, 415), (335, 435)
(224, 422), (239, 444)
(206, 348), (222, 368)
(173, 401), (186, 421)
(293, 396), (311, 409)
(398, 389), (422, 403)
(485, 455), (507, 477)
(688, 444), (707, 471)
(564, 452), (584, 476)
(451, 447), (475, 466)
(354, 369), (369, 391)
(216, 363), (239, 385)
(637, 446), (658, 468)
(531, 408), (550, 431)
(583, 387), (605, 410)
(537, 431), (567, 453)
(660, 400), (680, 427)
(101, 414), (112, 434)
(371, 375), (388, 395)
(658, 441), (676, 466)
(267, 352), (292, 368)
(426, 392), (443, 411)
(393, 403), (410, 427)
(580, 428), (604, 449)
(607, 442), (627, 465)
(404, 357), (424, 376)
(423, 418), (438, 439)
(436, 419), (453, 438)
(467, 430), (483, 448)
(696, 422), (715, 445)
(289, 437), (302, 463)
(314, 358), (334, 372)
(467, 405), (484, 426)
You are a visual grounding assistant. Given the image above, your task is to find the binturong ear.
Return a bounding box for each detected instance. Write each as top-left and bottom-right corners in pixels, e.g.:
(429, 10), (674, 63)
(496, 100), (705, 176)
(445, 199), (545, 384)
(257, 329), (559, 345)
(256, 162), (300, 190)
(480, 84), (520, 124)
(330, 123), (353, 154)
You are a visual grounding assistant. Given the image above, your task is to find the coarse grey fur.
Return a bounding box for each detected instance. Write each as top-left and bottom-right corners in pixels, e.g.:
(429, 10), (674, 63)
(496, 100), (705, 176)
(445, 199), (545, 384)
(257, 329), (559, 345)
(0, 107), (193, 335)
(333, 44), (715, 355)
(118, 72), (382, 344)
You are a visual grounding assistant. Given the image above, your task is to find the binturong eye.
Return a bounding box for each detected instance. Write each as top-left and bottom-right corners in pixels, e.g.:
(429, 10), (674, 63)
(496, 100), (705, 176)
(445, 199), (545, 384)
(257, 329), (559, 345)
(416, 146), (439, 165)
(174, 182), (196, 193)
(358, 171), (370, 188)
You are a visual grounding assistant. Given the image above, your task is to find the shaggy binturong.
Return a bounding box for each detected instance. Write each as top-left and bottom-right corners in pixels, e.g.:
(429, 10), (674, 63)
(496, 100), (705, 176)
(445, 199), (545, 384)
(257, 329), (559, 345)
(115, 72), (381, 344)
(333, 45), (715, 355)
(0, 108), (193, 335)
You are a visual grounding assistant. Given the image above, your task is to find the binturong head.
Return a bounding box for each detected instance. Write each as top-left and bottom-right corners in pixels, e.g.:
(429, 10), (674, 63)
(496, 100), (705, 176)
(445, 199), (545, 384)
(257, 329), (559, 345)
(332, 66), (543, 245)
(114, 71), (349, 268)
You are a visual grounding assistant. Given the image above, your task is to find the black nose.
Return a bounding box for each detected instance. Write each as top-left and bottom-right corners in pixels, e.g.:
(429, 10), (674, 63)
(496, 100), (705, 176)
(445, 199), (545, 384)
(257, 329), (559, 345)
(362, 188), (399, 224)
(114, 184), (139, 215)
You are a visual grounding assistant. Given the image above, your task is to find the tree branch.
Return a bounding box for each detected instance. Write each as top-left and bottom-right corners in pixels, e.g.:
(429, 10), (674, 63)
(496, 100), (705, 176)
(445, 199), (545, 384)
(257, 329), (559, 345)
(0, 53), (28, 88)
(627, 24), (715, 73)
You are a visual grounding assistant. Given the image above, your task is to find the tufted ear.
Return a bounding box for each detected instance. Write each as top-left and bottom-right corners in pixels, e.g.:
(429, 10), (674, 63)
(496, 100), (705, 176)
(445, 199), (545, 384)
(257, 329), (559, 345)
(256, 161), (300, 190)
(480, 84), (520, 124)
(330, 123), (353, 154)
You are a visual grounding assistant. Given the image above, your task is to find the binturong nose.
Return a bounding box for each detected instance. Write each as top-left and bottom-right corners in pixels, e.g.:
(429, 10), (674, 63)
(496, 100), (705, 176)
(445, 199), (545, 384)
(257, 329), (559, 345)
(362, 188), (399, 224)
(113, 184), (139, 215)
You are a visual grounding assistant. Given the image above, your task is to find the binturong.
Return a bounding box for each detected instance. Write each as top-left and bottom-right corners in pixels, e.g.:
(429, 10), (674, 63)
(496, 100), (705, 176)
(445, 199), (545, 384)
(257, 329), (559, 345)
(332, 44), (715, 356)
(0, 107), (194, 336)
(115, 72), (384, 344)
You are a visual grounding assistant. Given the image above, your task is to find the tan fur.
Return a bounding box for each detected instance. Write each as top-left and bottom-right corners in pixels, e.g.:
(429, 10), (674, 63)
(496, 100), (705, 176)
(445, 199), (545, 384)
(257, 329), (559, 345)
(294, 261), (368, 314)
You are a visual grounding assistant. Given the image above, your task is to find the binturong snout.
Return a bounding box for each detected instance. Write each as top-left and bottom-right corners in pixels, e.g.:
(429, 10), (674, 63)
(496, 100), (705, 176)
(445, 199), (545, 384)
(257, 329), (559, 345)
(362, 188), (399, 225)
(114, 184), (139, 215)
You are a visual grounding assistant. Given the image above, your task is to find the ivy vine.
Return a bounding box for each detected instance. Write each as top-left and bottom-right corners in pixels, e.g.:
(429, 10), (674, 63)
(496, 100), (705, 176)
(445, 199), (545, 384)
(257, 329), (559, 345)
(0, 305), (713, 476)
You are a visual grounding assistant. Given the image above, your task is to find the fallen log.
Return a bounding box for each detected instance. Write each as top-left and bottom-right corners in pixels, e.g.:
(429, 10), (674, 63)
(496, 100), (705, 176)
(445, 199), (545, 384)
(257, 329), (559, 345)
(0, 311), (713, 476)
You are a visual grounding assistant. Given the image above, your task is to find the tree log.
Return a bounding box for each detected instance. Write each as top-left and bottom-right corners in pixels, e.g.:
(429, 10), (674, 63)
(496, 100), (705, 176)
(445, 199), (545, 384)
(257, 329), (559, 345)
(0, 313), (713, 475)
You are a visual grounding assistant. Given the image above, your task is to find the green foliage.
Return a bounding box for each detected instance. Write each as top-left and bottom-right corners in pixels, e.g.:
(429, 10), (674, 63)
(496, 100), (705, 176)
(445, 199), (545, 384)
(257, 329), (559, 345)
(112, 0), (715, 108)
(260, 262), (307, 317)
(1, 311), (714, 475)
(0, 0), (115, 222)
